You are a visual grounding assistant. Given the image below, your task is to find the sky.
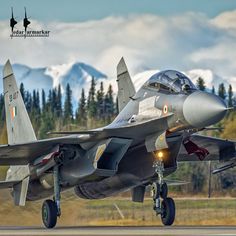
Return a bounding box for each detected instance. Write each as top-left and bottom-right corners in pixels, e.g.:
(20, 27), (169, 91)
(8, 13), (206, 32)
(0, 0), (236, 89)
(1, 0), (236, 22)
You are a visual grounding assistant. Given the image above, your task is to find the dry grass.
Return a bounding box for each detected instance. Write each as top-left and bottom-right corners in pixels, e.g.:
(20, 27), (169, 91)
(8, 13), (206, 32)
(0, 190), (236, 226)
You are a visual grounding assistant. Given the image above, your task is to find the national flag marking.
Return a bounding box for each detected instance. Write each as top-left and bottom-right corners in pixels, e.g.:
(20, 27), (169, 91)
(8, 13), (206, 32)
(10, 106), (17, 119)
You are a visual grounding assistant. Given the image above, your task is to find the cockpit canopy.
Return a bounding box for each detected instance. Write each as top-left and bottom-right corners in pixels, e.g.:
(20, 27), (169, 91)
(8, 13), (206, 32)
(144, 70), (196, 93)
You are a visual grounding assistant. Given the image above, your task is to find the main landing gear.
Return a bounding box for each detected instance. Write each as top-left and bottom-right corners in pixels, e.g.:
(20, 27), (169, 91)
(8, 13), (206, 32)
(151, 160), (175, 226)
(42, 165), (61, 228)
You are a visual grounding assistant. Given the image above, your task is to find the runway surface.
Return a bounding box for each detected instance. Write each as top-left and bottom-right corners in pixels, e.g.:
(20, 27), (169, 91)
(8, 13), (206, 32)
(0, 226), (235, 236)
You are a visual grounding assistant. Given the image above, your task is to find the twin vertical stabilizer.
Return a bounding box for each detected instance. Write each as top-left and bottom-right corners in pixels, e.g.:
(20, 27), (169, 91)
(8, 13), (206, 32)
(117, 57), (136, 112)
(3, 60), (36, 145)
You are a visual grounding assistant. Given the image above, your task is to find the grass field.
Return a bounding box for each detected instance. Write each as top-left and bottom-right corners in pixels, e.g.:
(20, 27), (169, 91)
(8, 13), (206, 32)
(0, 189), (236, 226)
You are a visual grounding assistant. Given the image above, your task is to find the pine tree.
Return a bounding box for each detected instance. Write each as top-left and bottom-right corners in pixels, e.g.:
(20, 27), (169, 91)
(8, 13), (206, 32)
(32, 90), (40, 114)
(76, 88), (87, 127)
(105, 84), (114, 121)
(39, 110), (55, 139)
(211, 86), (215, 94)
(228, 84), (233, 107)
(107, 84), (114, 115)
(20, 83), (25, 102)
(196, 77), (206, 91)
(218, 83), (226, 100)
(87, 77), (97, 118)
(115, 96), (119, 115)
(32, 90), (37, 108)
(25, 91), (32, 113)
(56, 84), (62, 117)
(47, 90), (53, 113)
(41, 89), (46, 112)
(96, 82), (104, 119)
(64, 83), (73, 122)
(39, 89), (55, 138)
(0, 94), (5, 122)
(31, 90), (41, 135)
(52, 88), (57, 114)
(36, 90), (40, 115)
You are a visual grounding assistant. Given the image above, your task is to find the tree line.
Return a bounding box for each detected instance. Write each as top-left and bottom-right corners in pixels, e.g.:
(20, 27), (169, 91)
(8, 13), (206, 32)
(196, 77), (234, 107)
(0, 77), (117, 139)
(0, 76), (234, 140)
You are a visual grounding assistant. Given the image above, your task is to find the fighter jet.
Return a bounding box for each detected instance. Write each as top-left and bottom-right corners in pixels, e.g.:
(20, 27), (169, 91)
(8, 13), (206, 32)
(10, 7), (17, 33)
(0, 58), (235, 228)
(23, 7), (30, 33)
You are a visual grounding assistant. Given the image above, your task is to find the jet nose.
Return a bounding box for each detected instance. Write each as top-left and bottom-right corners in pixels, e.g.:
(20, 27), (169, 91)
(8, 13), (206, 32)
(183, 91), (227, 128)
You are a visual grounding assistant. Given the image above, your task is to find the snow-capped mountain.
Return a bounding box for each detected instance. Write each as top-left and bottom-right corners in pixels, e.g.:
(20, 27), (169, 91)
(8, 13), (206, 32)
(0, 61), (234, 107)
(0, 62), (107, 104)
(0, 64), (53, 93)
(45, 62), (107, 100)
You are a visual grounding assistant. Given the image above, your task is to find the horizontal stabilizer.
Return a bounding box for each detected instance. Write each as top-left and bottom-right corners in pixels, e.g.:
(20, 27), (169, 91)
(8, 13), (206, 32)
(0, 177), (30, 205)
(13, 176), (29, 206)
(0, 180), (20, 189)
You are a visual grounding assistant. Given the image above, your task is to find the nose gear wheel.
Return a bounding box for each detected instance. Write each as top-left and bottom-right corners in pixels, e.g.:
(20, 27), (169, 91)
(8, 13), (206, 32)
(151, 159), (175, 226)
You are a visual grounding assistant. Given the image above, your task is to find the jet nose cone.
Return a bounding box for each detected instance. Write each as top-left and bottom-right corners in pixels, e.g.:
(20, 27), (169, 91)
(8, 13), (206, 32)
(183, 91), (227, 128)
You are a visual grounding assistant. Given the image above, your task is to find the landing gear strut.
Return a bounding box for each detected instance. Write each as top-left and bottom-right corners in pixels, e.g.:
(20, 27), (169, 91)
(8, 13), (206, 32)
(151, 159), (175, 226)
(42, 165), (61, 228)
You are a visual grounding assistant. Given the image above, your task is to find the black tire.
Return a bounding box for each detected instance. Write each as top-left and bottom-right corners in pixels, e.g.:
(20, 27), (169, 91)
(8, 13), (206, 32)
(161, 197), (175, 226)
(160, 182), (168, 199)
(42, 199), (57, 228)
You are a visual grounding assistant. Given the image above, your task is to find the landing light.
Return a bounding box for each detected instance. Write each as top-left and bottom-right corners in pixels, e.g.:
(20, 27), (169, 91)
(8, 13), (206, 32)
(154, 151), (165, 161)
(157, 151), (164, 159)
(153, 149), (170, 162)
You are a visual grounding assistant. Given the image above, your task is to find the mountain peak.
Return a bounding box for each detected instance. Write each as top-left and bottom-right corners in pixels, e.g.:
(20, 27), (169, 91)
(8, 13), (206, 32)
(45, 61), (107, 89)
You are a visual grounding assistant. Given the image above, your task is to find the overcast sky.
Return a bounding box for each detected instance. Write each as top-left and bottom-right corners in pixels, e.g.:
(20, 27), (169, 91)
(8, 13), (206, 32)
(0, 0), (236, 87)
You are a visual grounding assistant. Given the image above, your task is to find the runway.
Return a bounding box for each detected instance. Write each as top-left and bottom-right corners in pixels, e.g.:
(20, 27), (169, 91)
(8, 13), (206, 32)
(0, 226), (235, 236)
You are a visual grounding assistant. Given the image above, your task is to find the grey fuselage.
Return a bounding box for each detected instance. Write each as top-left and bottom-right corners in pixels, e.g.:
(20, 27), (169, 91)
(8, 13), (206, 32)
(26, 70), (227, 201)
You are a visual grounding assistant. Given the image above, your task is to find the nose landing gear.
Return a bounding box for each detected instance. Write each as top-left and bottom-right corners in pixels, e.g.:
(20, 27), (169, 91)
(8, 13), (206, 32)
(151, 159), (175, 226)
